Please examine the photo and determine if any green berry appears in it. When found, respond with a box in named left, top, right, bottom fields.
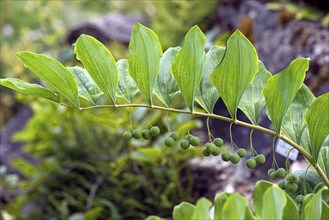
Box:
left=221, top=152, right=231, bottom=162
left=292, top=174, right=299, bottom=182
left=123, top=131, right=132, bottom=140
left=202, top=148, right=211, bottom=157
left=268, top=168, right=275, bottom=177
left=285, top=182, right=298, bottom=193
left=246, top=158, right=257, bottom=169
left=185, top=134, right=193, bottom=142
left=132, top=129, right=142, bottom=139
left=237, top=149, right=247, bottom=158
left=276, top=168, right=286, bottom=178
left=287, top=174, right=294, bottom=182
left=278, top=181, right=286, bottom=190
left=230, top=153, right=240, bottom=164
left=190, top=136, right=200, bottom=146
left=213, top=138, right=224, bottom=147
left=170, top=133, right=179, bottom=141
left=164, top=137, right=175, bottom=147
left=270, top=171, right=278, bottom=180
left=180, top=140, right=190, bottom=150
left=296, top=195, right=304, bottom=204
left=149, top=126, right=160, bottom=137
left=142, top=130, right=151, bottom=139
left=255, top=154, right=266, bottom=165
left=212, top=146, right=221, bottom=156
left=205, top=143, right=216, bottom=153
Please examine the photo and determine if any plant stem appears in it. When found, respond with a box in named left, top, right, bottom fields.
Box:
left=78, top=103, right=329, bottom=187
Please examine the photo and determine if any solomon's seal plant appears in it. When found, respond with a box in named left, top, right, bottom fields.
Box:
left=1, top=23, right=328, bottom=219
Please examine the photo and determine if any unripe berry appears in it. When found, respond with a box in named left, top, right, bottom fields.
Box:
left=212, top=146, right=221, bottom=156
left=270, top=171, right=278, bottom=180
left=276, top=168, right=286, bottom=178
left=230, top=153, right=240, bottom=164
left=202, top=148, right=211, bottom=157
left=205, top=143, right=216, bottom=153
left=123, top=131, right=132, bottom=140
left=246, top=158, right=256, bottom=169
left=170, top=133, right=179, bottom=141
left=285, top=182, right=298, bottom=193
left=278, top=181, right=286, bottom=190
left=132, top=129, right=142, bottom=139
left=142, top=130, right=151, bottom=139
left=255, top=154, right=266, bottom=165
left=296, top=195, right=304, bottom=204
left=213, top=138, right=224, bottom=147
left=149, top=126, right=160, bottom=137
left=287, top=174, right=299, bottom=183
left=237, top=149, right=247, bottom=158
left=221, top=152, right=231, bottom=162
left=180, top=140, right=190, bottom=150
left=292, top=174, right=299, bottom=182
left=268, top=168, right=275, bottom=177
left=164, top=137, right=175, bottom=147
left=190, top=136, right=200, bottom=146
left=185, top=134, right=193, bottom=142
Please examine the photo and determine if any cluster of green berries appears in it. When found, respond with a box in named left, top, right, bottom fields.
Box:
left=179, top=134, right=200, bottom=150
left=268, top=167, right=287, bottom=180
left=123, top=126, right=160, bottom=140
left=245, top=154, right=266, bottom=169
left=278, top=173, right=299, bottom=193
left=164, top=133, right=179, bottom=147
left=221, top=148, right=247, bottom=164
left=202, top=138, right=224, bottom=156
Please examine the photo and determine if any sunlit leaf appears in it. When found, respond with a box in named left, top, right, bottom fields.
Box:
left=300, top=188, right=325, bottom=220
left=211, top=30, right=259, bottom=120
left=16, top=51, right=79, bottom=107
left=116, top=59, right=138, bottom=103
left=154, top=47, right=181, bottom=107
left=191, top=198, right=212, bottom=220
left=68, top=66, right=103, bottom=105
left=75, top=34, right=118, bottom=104
left=305, top=92, right=329, bottom=162
left=196, top=45, right=225, bottom=113
left=171, top=25, right=206, bottom=111
left=0, top=78, right=59, bottom=102
left=173, top=202, right=196, bottom=220
left=318, top=143, right=329, bottom=178
left=128, top=23, right=162, bottom=105
left=222, top=194, right=255, bottom=220
left=261, top=186, right=286, bottom=219
left=214, top=192, right=233, bottom=220
left=239, top=60, right=271, bottom=124
left=262, top=58, right=310, bottom=134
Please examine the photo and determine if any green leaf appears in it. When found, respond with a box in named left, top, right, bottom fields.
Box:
left=196, top=45, right=225, bottom=113
left=173, top=202, right=196, bottom=220
left=116, top=59, right=138, bottom=103
left=16, top=51, right=79, bottom=107
left=262, top=58, right=310, bottom=134
left=261, top=186, right=286, bottom=220
left=0, top=78, right=59, bottom=102
left=128, top=23, right=162, bottom=105
left=301, top=188, right=325, bottom=220
left=253, top=180, right=273, bottom=217
left=318, top=143, right=329, bottom=178
left=171, top=25, right=206, bottom=111
left=154, top=47, right=181, bottom=107
left=322, top=201, right=329, bottom=220
left=145, top=216, right=165, bottom=220
left=214, top=192, right=233, bottom=220
left=68, top=66, right=103, bottom=105
left=75, top=34, right=118, bottom=104
left=211, top=30, right=259, bottom=120
left=191, top=198, right=212, bottom=220
left=305, top=92, right=329, bottom=162
left=282, top=84, right=315, bottom=152
left=221, top=194, right=255, bottom=220
left=239, top=60, right=271, bottom=124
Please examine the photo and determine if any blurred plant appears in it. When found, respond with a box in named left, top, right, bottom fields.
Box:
left=4, top=99, right=203, bottom=219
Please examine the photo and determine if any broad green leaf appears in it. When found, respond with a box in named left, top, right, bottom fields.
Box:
left=253, top=180, right=273, bottom=217
left=211, top=30, right=259, bottom=120
left=75, top=34, right=118, bottom=104
left=16, top=51, right=79, bottom=107
left=322, top=201, right=329, bottom=220
left=145, top=216, right=165, bottom=220
left=214, top=192, right=233, bottom=220
left=261, top=186, right=286, bottom=219
left=128, top=23, right=162, bottom=105
left=239, top=60, right=271, bottom=124
left=154, top=47, right=181, bottom=107
left=116, top=59, right=138, bottom=103
left=68, top=66, right=103, bottom=105
left=191, top=198, right=212, bottom=220
left=305, top=92, right=329, bottom=162
left=196, top=45, right=225, bottom=113
left=301, top=188, right=324, bottom=220
left=173, top=202, right=196, bottom=220
left=0, top=78, right=59, bottom=102
left=222, top=194, right=255, bottom=220
left=318, top=143, right=329, bottom=178
left=262, top=58, right=310, bottom=134
left=282, top=84, right=315, bottom=147
left=171, top=25, right=206, bottom=111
